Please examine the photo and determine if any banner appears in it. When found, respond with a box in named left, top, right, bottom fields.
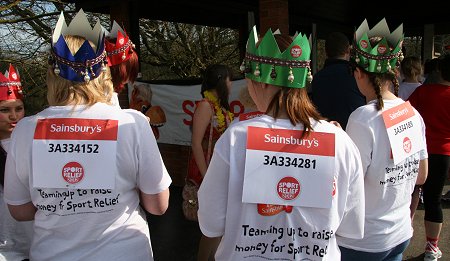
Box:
left=128, top=80, right=248, bottom=145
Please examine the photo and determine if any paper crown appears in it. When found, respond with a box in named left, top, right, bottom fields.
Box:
left=49, top=9, right=107, bottom=83
left=240, top=26, right=312, bottom=88
left=352, top=18, right=404, bottom=73
left=105, top=21, right=136, bottom=66
left=0, top=64, right=24, bottom=101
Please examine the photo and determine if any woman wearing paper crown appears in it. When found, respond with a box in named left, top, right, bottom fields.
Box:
left=337, top=18, right=428, bottom=261
left=197, top=26, right=365, bottom=260
left=105, top=20, right=139, bottom=107
left=0, top=64, right=33, bottom=261
left=3, top=9, right=171, bottom=261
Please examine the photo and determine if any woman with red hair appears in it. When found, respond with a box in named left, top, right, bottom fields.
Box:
left=105, top=21, right=139, bottom=107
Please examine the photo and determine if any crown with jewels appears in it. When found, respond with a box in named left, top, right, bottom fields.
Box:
left=352, top=18, right=404, bottom=73
left=0, top=64, right=24, bottom=101
left=240, top=26, right=312, bottom=88
left=49, top=9, right=108, bottom=83
left=105, top=21, right=136, bottom=66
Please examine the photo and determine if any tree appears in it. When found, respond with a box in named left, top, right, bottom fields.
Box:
left=139, top=20, right=240, bottom=80
left=1, top=1, right=241, bottom=113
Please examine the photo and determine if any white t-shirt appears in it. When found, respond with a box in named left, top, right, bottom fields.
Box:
left=111, top=91, right=121, bottom=108
left=0, top=138, right=33, bottom=261
left=4, top=103, right=172, bottom=261
left=338, top=98, right=427, bottom=252
left=398, top=82, right=421, bottom=100
left=198, top=115, right=365, bottom=261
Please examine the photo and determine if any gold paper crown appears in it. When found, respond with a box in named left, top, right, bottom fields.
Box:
left=352, top=18, right=404, bottom=73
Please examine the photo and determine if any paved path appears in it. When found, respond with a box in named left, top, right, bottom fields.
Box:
left=403, top=182, right=450, bottom=261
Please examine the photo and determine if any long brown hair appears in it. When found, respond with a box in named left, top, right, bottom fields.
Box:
left=265, top=34, right=323, bottom=136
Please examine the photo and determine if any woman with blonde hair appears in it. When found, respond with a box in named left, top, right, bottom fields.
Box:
left=4, top=10, right=171, bottom=261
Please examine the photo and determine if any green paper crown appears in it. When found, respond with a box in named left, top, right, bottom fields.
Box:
left=352, top=18, right=404, bottom=73
left=240, top=26, right=312, bottom=88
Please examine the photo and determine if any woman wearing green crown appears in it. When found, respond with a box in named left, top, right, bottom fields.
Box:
left=337, top=19, right=428, bottom=261
left=197, top=26, right=365, bottom=260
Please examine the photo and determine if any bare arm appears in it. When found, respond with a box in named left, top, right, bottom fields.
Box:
left=416, top=159, right=428, bottom=185
left=8, top=202, right=36, bottom=221
left=140, top=188, right=170, bottom=215
left=191, top=101, right=213, bottom=177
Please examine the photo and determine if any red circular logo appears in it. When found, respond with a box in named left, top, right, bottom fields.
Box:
left=62, top=162, right=84, bottom=184
left=11, top=73, right=17, bottom=80
left=403, top=137, right=412, bottom=153
left=290, top=45, right=302, bottom=58
left=377, top=45, right=387, bottom=54
left=360, top=40, right=368, bottom=49
left=277, top=177, right=300, bottom=200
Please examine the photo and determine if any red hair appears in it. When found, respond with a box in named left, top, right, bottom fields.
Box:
left=109, top=51, right=139, bottom=93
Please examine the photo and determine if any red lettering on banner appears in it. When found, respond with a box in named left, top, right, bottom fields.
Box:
left=34, top=118, right=118, bottom=140
left=247, top=126, right=335, bottom=156
left=382, top=101, right=415, bottom=128
left=182, top=99, right=244, bottom=126
left=182, top=100, right=195, bottom=126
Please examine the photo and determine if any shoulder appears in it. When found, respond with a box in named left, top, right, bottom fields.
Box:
left=196, top=99, right=213, bottom=110
left=121, top=108, right=150, bottom=125
left=349, top=103, right=375, bottom=119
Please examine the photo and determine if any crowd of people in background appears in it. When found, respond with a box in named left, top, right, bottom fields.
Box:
left=0, top=8, right=449, bottom=261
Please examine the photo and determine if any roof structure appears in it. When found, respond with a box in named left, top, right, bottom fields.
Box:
left=68, top=0, right=450, bottom=37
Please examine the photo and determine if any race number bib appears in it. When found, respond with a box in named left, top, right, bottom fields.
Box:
left=32, top=118, right=118, bottom=189
left=243, top=127, right=335, bottom=208
left=382, top=102, right=425, bottom=164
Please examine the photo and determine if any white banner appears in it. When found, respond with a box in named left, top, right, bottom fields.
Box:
left=128, top=80, right=248, bottom=145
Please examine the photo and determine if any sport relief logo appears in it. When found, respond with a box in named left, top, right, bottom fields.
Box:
left=62, top=162, right=84, bottom=184
left=403, top=137, right=412, bottom=153
left=277, top=177, right=300, bottom=200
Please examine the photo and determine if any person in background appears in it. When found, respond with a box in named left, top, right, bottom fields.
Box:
left=408, top=54, right=450, bottom=261
left=187, top=64, right=234, bottom=261
left=0, top=64, right=32, bottom=261
left=423, top=58, right=440, bottom=85
left=312, top=31, right=366, bottom=130
left=198, top=26, right=365, bottom=260
left=398, top=56, right=423, bottom=100
left=3, top=10, right=171, bottom=260
left=129, top=83, right=166, bottom=139
left=338, top=18, right=428, bottom=261
left=105, top=20, right=139, bottom=107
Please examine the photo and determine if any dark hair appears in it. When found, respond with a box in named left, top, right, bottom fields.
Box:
left=266, top=34, right=323, bottom=137
left=424, top=58, right=439, bottom=75
left=438, top=54, right=450, bottom=82
left=201, top=64, right=232, bottom=110
left=325, top=32, right=350, bottom=58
